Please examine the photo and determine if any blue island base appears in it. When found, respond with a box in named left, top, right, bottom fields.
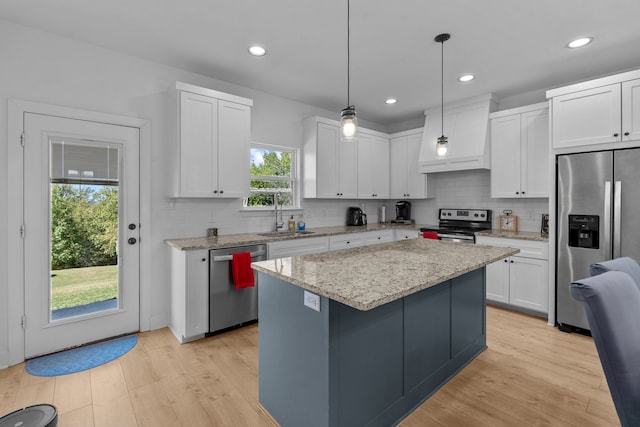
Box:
left=258, top=267, right=486, bottom=427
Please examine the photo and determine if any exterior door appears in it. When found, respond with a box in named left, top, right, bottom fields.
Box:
left=23, top=113, right=140, bottom=358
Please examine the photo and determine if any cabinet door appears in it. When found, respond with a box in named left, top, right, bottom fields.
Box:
left=179, top=91, right=218, bottom=197
left=485, top=258, right=510, bottom=304
left=490, top=114, right=521, bottom=198
left=217, top=100, right=251, bottom=198
left=622, top=79, right=640, bottom=141
left=185, top=250, right=210, bottom=338
left=358, top=133, right=389, bottom=198
left=509, top=257, right=549, bottom=313
left=338, top=137, right=358, bottom=198
left=405, top=133, right=427, bottom=198
left=389, top=136, right=408, bottom=198
left=316, top=123, right=340, bottom=198
left=551, top=84, right=621, bottom=148
left=521, top=108, right=549, bottom=198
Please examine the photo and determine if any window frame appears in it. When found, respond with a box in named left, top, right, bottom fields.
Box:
left=245, top=142, right=300, bottom=210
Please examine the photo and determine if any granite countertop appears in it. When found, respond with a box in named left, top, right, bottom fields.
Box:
left=165, top=223, right=428, bottom=251
left=475, top=229, right=549, bottom=242
left=252, top=238, right=518, bottom=311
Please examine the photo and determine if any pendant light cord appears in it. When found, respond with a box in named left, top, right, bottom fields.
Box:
left=347, top=0, right=351, bottom=107
left=440, top=36, right=444, bottom=136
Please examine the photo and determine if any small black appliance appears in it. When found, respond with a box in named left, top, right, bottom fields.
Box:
left=391, top=201, right=412, bottom=223
left=347, top=207, right=367, bottom=226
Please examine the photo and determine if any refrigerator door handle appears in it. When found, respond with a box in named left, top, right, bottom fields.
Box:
left=604, top=181, right=612, bottom=259
left=614, top=181, right=622, bottom=258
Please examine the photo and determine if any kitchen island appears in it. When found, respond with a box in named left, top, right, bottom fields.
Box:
left=252, top=238, right=518, bottom=427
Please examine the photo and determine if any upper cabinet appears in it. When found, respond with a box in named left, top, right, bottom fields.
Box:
left=357, top=130, right=390, bottom=199
left=303, top=117, right=357, bottom=198
left=490, top=103, right=549, bottom=198
left=167, top=82, right=252, bottom=198
left=547, top=70, right=640, bottom=150
left=390, top=129, right=428, bottom=199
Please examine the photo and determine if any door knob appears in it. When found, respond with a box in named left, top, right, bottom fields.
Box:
left=128, top=238, right=137, bottom=245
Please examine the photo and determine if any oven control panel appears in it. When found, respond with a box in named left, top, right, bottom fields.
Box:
left=439, top=209, right=490, bottom=220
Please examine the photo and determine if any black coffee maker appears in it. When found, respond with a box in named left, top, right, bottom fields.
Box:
left=347, top=207, right=367, bottom=226
left=394, top=201, right=412, bottom=222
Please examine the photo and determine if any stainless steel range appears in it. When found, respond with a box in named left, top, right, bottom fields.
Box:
left=420, top=209, right=492, bottom=243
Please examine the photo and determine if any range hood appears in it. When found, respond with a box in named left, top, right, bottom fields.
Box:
left=419, top=94, right=498, bottom=173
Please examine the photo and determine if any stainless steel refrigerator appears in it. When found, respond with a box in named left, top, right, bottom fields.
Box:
left=556, top=148, right=640, bottom=332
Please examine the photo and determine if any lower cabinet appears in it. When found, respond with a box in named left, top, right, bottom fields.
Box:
left=329, top=230, right=394, bottom=251
left=476, top=236, right=549, bottom=315
left=394, top=229, right=420, bottom=241
left=267, top=236, right=330, bottom=259
left=169, top=247, right=209, bottom=343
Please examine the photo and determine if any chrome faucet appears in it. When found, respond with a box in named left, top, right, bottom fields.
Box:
left=273, top=192, right=284, bottom=232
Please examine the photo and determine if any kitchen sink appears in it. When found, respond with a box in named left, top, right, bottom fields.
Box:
left=257, top=230, right=315, bottom=237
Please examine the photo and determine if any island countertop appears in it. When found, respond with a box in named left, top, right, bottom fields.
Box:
left=252, top=238, right=518, bottom=311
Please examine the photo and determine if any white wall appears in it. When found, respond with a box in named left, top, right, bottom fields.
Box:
left=0, top=19, right=548, bottom=367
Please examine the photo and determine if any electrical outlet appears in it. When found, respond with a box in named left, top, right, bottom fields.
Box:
left=304, top=291, right=320, bottom=312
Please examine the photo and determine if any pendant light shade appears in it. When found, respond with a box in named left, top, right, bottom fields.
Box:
left=340, top=0, right=357, bottom=142
left=435, top=33, right=450, bottom=157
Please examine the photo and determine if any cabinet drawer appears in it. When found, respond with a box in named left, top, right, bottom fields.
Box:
left=476, top=236, right=548, bottom=260
left=329, top=233, right=366, bottom=251
left=268, top=236, right=330, bottom=258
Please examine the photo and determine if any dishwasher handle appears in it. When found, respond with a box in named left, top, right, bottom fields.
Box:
left=212, top=249, right=266, bottom=262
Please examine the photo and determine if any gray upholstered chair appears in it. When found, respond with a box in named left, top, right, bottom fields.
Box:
left=589, top=256, right=640, bottom=288
left=571, top=271, right=640, bottom=427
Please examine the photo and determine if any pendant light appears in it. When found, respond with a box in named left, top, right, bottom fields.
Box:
left=340, top=0, right=357, bottom=142
left=435, top=33, right=450, bottom=157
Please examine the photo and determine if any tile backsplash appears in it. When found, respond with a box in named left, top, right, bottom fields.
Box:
left=163, top=169, right=549, bottom=238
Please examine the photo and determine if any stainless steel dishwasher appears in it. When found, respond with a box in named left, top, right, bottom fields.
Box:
left=209, top=244, right=267, bottom=334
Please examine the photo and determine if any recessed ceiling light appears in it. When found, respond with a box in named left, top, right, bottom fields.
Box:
left=248, top=45, right=267, bottom=56
left=458, top=74, right=475, bottom=82
left=385, top=98, right=397, bottom=105
left=567, top=37, right=593, bottom=49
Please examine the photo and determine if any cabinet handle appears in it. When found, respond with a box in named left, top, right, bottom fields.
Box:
left=522, top=191, right=525, bottom=195
left=504, top=259, right=508, bottom=263
left=624, top=132, right=630, bottom=136
left=220, top=190, right=224, bottom=194
left=201, top=258, right=206, bottom=262
left=516, top=191, right=520, bottom=195
left=614, top=133, right=619, bottom=137
left=510, top=260, right=514, bottom=263
left=213, top=190, right=218, bottom=194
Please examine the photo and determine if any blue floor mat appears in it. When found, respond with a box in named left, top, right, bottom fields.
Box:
left=25, top=334, right=138, bottom=377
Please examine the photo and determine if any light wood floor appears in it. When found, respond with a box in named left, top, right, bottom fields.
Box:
left=0, top=306, right=619, bottom=426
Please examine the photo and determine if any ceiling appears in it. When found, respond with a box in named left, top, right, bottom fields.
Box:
left=2, top=0, right=640, bottom=127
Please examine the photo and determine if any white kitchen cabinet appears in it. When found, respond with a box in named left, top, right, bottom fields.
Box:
left=476, top=236, right=549, bottom=315
left=168, top=82, right=252, bottom=198
left=357, top=130, right=390, bottom=199
left=390, top=129, right=428, bottom=199
left=394, top=229, right=419, bottom=240
left=303, top=116, right=357, bottom=199
left=267, top=236, right=330, bottom=259
left=547, top=71, right=640, bottom=149
left=169, top=248, right=209, bottom=343
left=490, top=103, right=549, bottom=198
left=329, top=230, right=394, bottom=251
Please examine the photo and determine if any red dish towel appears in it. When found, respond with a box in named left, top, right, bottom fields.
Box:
left=232, top=252, right=255, bottom=289
left=422, top=231, right=439, bottom=239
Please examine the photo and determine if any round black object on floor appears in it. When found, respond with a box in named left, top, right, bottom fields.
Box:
left=0, top=404, right=57, bottom=427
